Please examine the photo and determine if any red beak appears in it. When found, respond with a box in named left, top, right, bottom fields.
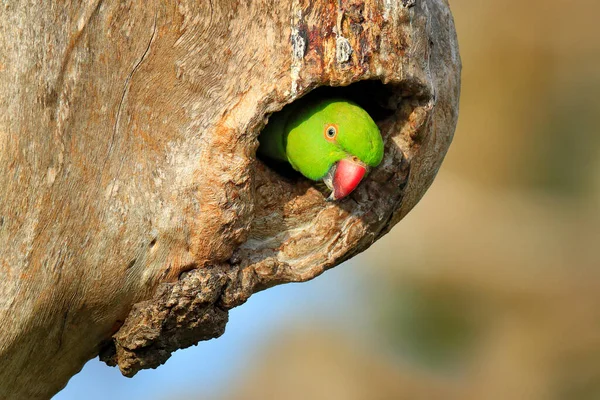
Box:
left=330, top=158, right=367, bottom=201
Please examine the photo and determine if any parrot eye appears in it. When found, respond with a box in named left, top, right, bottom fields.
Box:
left=324, top=125, right=338, bottom=141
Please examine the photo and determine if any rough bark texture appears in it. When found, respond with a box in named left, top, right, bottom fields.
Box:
left=0, top=0, right=460, bottom=398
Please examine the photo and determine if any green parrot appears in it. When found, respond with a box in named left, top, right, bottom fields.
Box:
left=258, top=97, right=384, bottom=201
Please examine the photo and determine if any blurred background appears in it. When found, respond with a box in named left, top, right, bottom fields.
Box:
left=55, top=1, right=600, bottom=399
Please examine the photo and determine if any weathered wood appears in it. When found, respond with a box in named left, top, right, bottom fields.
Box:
left=0, top=0, right=460, bottom=398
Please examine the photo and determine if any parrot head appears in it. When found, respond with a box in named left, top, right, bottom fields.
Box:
left=285, top=99, right=384, bottom=201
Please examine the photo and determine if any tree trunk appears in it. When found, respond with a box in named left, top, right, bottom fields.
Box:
left=0, top=0, right=460, bottom=398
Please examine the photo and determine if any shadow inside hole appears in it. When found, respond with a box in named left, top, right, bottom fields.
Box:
left=258, top=157, right=301, bottom=181
left=306, top=80, right=399, bottom=122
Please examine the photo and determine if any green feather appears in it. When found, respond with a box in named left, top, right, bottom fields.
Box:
left=258, top=97, right=384, bottom=181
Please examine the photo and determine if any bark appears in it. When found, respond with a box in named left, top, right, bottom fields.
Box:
left=0, top=0, right=460, bottom=398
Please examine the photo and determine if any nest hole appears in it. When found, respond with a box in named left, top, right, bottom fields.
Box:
left=257, top=80, right=401, bottom=183
left=240, top=79, right=422, bottom=273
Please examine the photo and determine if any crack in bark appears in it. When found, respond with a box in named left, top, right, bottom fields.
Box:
left=102, top=5, right=158, bottom=182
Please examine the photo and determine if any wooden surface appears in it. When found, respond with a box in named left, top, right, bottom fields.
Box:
left=0, top=0, right=460, bottom=398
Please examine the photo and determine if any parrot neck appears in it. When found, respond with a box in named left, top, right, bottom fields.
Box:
left=258, top=105, right=295, bottom=162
